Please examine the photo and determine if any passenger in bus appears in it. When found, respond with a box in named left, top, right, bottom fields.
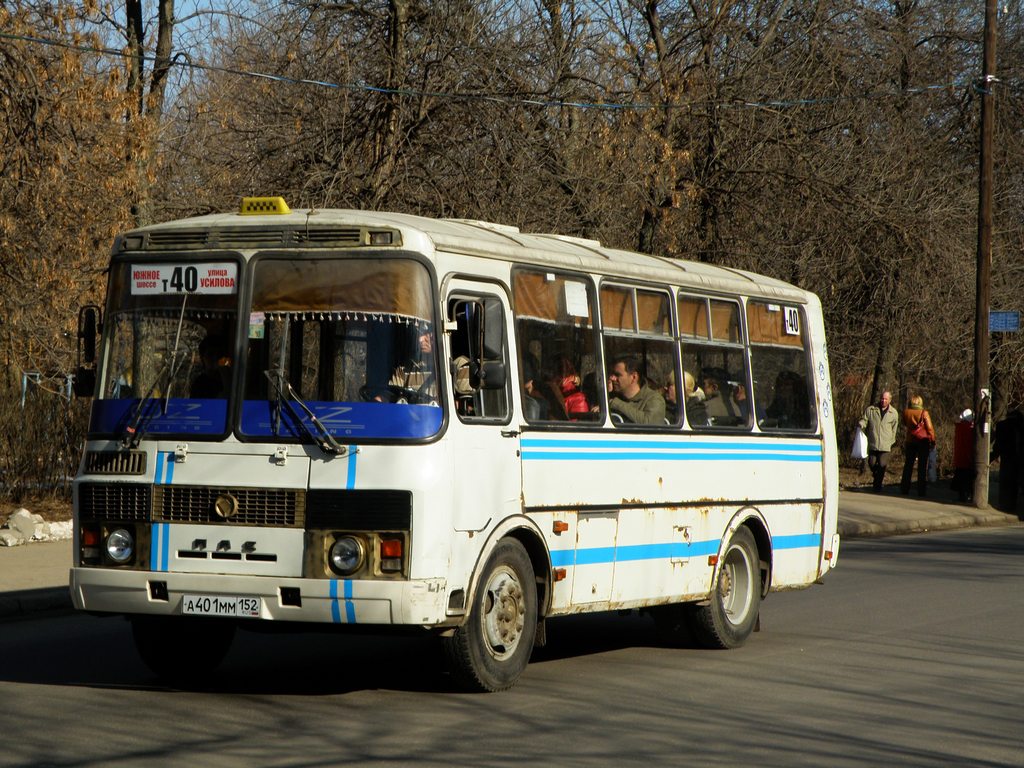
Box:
left=599, top=355, right=665, bottom=425
left=683, top=370, right=709, bottom=427
left=702, top=369, right=741, bottom=424
left=662, top=378, right=678, bottom=422
left=555, top=357, right=590, bottom=420
left=765, top=370, right=810, bottom=428
left=379, top=327, right=437, bottom=403
left=190, top=335, right=231, bottom=398
left=521, top=356, right=549, bottom=420
left=734, top=382, right=751, bottom=423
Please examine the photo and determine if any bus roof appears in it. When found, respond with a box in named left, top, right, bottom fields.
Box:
left=117, top=207, right=812, bottom=304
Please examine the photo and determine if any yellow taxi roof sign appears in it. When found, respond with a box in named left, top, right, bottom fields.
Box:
left=240, top=196, right=291, bottom=215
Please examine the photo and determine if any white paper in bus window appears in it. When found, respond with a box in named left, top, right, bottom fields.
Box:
left=564, top=281, right=589, bottom=318
left=130, top=263, right=238, bottom=295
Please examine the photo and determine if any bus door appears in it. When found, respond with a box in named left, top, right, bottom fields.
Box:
left=443, top=282, right=520, bottom=533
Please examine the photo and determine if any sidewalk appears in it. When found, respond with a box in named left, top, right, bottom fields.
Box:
left=1, top=490, right=1020, bottom=620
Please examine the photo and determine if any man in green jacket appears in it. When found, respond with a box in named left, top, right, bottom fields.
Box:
left=605, top=355, right=666, bottom=425
left=858, top=390, right=899, bottom=492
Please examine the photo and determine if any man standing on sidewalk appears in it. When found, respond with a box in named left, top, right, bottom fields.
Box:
left=859, top=390, right=900, bottom=492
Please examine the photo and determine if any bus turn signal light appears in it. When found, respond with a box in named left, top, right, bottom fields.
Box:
left=552, top=521, right=569, bottom=534
left=380, top=538, right=403, bottom=573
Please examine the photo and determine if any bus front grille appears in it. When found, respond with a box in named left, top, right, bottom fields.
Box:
left=306, top=490, right=411, bottom=531
left=78, top=482, right=152, bottom=522
left=83, top=450, right=147, bottom=475
left=153, top=486, right=305, bottom=527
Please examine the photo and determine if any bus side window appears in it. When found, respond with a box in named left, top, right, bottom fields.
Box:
left=599, top=284, right=677, bottom=428
left=512, top=270, right=600, bottom=424
left=678, top=295, right=751, bottom=430
left=447, top=295, right=509, bottom=421
left=746, top=301, right=816, bottom=431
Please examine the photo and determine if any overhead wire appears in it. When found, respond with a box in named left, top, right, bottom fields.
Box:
left=0, top=29, right=1009, bottom=114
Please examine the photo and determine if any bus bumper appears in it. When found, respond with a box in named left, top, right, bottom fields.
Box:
left=69, top=567, right=449, bottom=627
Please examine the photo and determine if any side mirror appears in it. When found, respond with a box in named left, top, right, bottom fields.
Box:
left=477, top=360, right=506, bottom=390
left=76, top=305, right=101, bottom=398
left=78, top=305, right=101, bottom=365
left=73, top=367, right=96, bottom=398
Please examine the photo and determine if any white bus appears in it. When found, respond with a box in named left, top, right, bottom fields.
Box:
left=71, top=197, right=839, bottom=691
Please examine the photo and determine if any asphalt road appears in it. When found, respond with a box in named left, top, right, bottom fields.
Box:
left=1, top=526, right=1021, bottom=767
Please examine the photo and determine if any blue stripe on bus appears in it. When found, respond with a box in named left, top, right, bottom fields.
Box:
left=521, top=438, right=821, bottom=452
left=520, top=438, right=821, bottom=463
left=346, top=447, right=358, bottom=490
left=344, top=579, right=356, bottom=623
left=550, top=533, right=820, bottom=568
left=523, top=451, right=821, bottom=462
left=150, top=523, right=160, bottom=571
left=551, top=539, right=721, bottom=567
left=329, top=579, right=357, bottom=624
left=772, top=533, right=822, bottom=550
left=154, top=452, right=175, bottom=484
left=149, top=523, right=169, bottom=572
left=330, top=580, right=340, bottom=623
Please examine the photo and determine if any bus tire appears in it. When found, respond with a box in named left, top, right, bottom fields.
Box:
left=689, top=526, right=761, bottom=649
left=130, top=615, right=236, bottom=682
left=443, top=538, right=537, bottom=692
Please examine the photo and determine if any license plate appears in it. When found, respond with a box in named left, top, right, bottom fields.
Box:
left=182, top=594, right=261, bottom=618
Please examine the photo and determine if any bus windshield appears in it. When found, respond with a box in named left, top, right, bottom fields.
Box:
left=239, top=256, right=442, bottom=442
left=91, top=260, right=240, bottom=438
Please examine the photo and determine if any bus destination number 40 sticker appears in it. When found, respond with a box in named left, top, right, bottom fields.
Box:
left=131, top=263, right=238, bottom=295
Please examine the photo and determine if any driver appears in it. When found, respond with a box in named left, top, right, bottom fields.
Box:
left=377, top=328, right=437, bottom=403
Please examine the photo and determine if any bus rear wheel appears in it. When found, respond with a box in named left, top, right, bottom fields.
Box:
left=689, top=526, right=761, bottom=649
left=443, top=538, right=537, bottom=692
left=130, top=615, right=236, bottom=683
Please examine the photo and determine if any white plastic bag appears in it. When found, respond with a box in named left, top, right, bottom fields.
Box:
left=851, top=426, right=868, bottom=460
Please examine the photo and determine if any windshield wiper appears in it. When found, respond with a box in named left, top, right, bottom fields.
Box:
left=263, top=368, right=348, bottom=456
left=120, top=361, right=172, bottom=448
left=120, top=295, right=188, bottom=449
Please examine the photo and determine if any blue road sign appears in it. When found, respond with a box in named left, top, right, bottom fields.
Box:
left=990, top=311, right=1020, bottom=332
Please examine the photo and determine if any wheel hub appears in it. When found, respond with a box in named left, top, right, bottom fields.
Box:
left=482, top=567, right=525, bottom=659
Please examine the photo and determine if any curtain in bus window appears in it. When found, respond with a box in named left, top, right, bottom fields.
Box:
left=512, top=271, right=594, bottom=325
left=709, top=300, right=741, bottom=342
left=747, top=301, right=804, bottom=347
left=637, top=290, right=671, bottom=335
left=600, top=285, right=634, bottom=331
left=677, top=296, right=709, bottom=338
left=254, top=259, right=432, bottom=322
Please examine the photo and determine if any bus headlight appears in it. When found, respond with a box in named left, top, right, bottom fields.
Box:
left=105, top=528, right=134, bottom=563
left=329, top=536, right=365, bottom=576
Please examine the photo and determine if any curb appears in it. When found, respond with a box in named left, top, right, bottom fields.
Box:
left=0, top=587, right=73, bottom=620
left=839, top=512, right=1020, bottom=539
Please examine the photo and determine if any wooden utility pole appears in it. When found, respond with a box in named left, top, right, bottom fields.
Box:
left=973, top=0, right=997, bottom=509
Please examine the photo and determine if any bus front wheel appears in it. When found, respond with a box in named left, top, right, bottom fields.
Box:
left=443, top=538, right=537, bottom=692
left=689, top=526, right=761, bottom=649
